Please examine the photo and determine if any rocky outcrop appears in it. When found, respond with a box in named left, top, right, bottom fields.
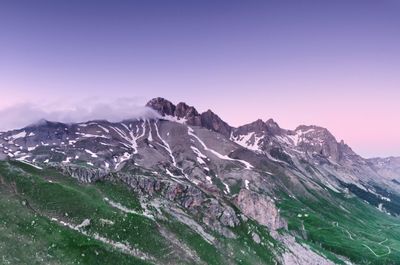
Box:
left=233, top=118, right=284, bottom=137
left=117, top=173, right=240, bottom=237
left=237, top=119, right=266, bottom=134
left=146, top=97, right=176, bottom=116
left=146, top=97, right=232, bottom=137
left=252, top=232, right=261, bottom=244
left=175, top=102, right=202, bottom=126
left=279, top=235, right=335, bottom=265
left=235, top=189, right=287, bottom=232
left=146, top=97, right=201, bottom=124
left=58, top=164, right=109, bottom=183
left=200, top=110, right=232, bottom=138
left=369, top=156, right=400, bottom=181
left=293, top=125, right=343, bottom=161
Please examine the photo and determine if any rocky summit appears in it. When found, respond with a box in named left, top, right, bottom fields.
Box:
left=1, top=97, right=400, bottom=265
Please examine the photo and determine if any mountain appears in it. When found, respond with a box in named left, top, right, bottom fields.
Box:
left=1, top=97, right=400, bottom=265
left=146, top=97, right=232, bottom=137
left=368, top=157, right=400, bottom=182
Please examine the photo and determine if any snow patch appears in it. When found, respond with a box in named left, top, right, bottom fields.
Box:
left=27, top=145, right=39, bottom=151
left=9, top=131, right=27, bottom=140
left=114, top=152, right=132, bottom=169
left=76, top=132, right=108, bottom=138
left=147, top=120, right=153, bottom=141
left=191, top=146, right=208, bottom=165
left=16, top=159, right=43, bottom=170
left=245, top=179, right=250, bottom=190
left=163, top=115, right=187, bottom=124
left=231, top=132, right=263, bottom=152
left=62, top=157, right=72, bottom=164
left=85, top=149, right=98, bottom=158
left=188, top=127, right=254, bottom=169
left=205, top=176, right=213, bottom=184
left=223, top=182, right=230, bottom=194
left=97, top=124, right=110, bottom=133
left=110, top=124, right=139, bottom=154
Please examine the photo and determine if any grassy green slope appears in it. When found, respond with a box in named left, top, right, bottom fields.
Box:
left=279, top=188, right=400, bottom=265
left=0, top=161, right=278, bottom=265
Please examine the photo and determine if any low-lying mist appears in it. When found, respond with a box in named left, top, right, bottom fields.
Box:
left=0, top=98, right=159, bottom=131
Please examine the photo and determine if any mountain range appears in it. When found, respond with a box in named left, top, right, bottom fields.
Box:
left=1, top=97, right=400, bottom=265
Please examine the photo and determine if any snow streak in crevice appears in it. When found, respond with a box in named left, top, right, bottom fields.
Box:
left=188, top=127, right=254, bottom=169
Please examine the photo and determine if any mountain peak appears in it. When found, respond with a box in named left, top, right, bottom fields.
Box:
left=238, top=119, right=266, bottom=131
left=146, top=97, right=200, bottom=120
left=24, top=118, right=67, bottom=129
left=146, top=97, right=231, bottom=136
left=294, top=125, right=332, bottom=136
left=200, top=109, right=232, bottom=138
left=175, top=102, right=199, bottom=117
left=146, top=97, right=176, bottom=116
left=265, top=118, right=278, bottom=126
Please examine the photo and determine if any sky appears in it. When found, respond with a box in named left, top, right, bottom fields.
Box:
left=0, top=0, right=399, bottom=158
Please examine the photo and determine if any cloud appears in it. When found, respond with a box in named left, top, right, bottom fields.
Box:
left=0, top=97, right=160, bottom=131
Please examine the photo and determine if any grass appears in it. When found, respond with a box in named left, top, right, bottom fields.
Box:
left=0, top=161, right=171, bottom=264
left=0, top=181, right=150, bottom=265
left=0, top=160, right=281, bottom=264
left=278, top=188, right=400, bottom=264
left=226, top=219, right=278, bottom=265
left=160, top=214, right=226, bottom=265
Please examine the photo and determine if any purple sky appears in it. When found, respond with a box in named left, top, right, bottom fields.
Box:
left=1, top=0, right=400, bottom=157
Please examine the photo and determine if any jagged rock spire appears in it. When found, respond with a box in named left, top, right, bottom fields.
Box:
left=146, top=97, right=232, bottom=137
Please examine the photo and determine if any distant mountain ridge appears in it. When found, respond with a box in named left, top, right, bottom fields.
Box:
left=147, top=97, right=369, bottom=164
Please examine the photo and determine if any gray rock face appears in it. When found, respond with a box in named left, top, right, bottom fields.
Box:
left=175, top=102, right=202, bottom=126
left=231, top=118, right=286, bottom=152
left=234, top=118, right=284, bottom=137
left=59, top=164, right=109, bottom=183
left=146, top=97, right=176, bottom=116
left=146, top=97, right=232, bottom=138
left=293, top=125, right=342, bottom=161
left=200, top=110, right=232, bottom=138
left=146, top=98, right=202, bottom=125
left=0, top=153, right=7, bottom=160
left=219, top=206, right=239, bottom=227
left=369, top=156, right=400, bottom=181
left=280, top=235, right=335, bottom=265
left=264, top=118, right=283, bottom=135
left=117, top=173, right=240, bottom=237
left=252, top=232, right=261, bottom=244
left=232, top=119, right=360, bottom=164
left=235, top=189, right=287, bottom=232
